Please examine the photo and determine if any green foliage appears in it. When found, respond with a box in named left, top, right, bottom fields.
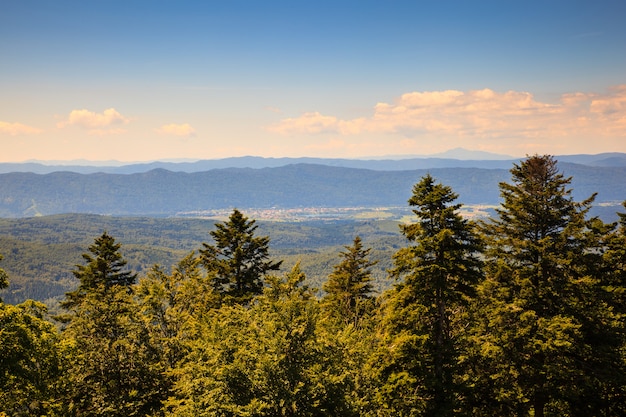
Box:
left=169, top=264, right=351, bottom=416
left=0, top=157, right=625, bottom=416
left=0, top=253, right=8, bottom=301
left=61, top=231, right=137, bottom=311
left=472, top=155, right=626, bottom=416
left=378, top=174, right=483, bottom=415
left=0, top=215, right=401, bottom=307
left=200, top=209, right=282, bottom=304
left=322, top=236, right=377, bottom=327
left=0, top=300, right=60, bottom=416
left=58, top=233, right=165, bottom=416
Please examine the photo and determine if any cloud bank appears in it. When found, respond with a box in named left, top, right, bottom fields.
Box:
left=267, top=85, right=626, bottom=153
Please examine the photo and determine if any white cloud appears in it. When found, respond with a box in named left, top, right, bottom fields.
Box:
left=57, top=108, right=130, bottom=135
left=0, top=121, right=42, bottom=135
left=267, top=86, right=626, bottom=148
left=155, top=123, right=196, bottom=137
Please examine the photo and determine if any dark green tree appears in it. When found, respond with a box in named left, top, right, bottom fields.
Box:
left=0, top=253, right=8, bottom=301
left=322, top=236, right=377, bottom=327
left=472, top=155, right=624, bottom=416
left=377, top=174, right=483, bottom=416
left=199, top=209, right=282, bottom=304
left=59, top=233, right=164, bottom=416
left=61, top=231, right=137, bottom=310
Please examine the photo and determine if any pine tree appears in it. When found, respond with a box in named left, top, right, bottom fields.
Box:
left=199, top=209, right=282, bottom=304
left=61, top=231, right=136, bottom=310
left=322, top=236, right=377, bottom=327
left=473, top=155, right=623, bottom=416
left=58, top=233, right=164, bottom=416
left=378, top=174, right=483, bottom=415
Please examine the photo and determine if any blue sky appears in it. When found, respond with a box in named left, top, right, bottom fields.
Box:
left=2, top=0, right=626, bottom=162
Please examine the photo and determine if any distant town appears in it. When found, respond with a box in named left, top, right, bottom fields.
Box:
left=176, top=205, right=497, bottom=222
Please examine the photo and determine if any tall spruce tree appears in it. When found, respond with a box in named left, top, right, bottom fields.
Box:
left=473, top=155, right=623, bottom=416
left=200, top=209, right=282, bottom=304
left=378, top=174, right=483, bottom=415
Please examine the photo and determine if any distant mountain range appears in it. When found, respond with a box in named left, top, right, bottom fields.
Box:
left=1, top=155, right=625, bottom=220
left=3, top=151, right=625, bottom=175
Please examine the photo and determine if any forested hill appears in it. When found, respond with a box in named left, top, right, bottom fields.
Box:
left=1, top=162, right=625, bottom=218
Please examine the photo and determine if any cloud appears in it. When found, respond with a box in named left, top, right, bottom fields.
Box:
left=57, top=108, right=130, bottom=135
left=266, top=86, right=626, bottom=146
left=155, top=123, right=196, bottom=137
left=0, top=121, right=42, bottom=136
left=267, top=112, right=339, bottom=135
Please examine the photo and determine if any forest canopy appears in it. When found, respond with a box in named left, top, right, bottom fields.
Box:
left=1, top=155, right=625, bottom=416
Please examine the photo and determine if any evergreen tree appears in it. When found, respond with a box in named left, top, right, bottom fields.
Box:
left=378, top=174, right=483, bottom=415
left=0, top=254, right=8, bottom=300
left=473, top=155, right=623, bottom=416
left=59, top=233, right=164, bottom=416
left=322, top=236, right=377, bottom=327
left=200, top=209, right=282, bottom=304
left=61, top=231, right=137, bottom=310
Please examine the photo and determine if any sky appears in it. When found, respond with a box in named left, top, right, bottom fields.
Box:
left=1, top=0, right=626, bottom=162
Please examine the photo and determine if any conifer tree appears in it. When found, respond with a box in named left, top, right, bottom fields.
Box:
left=61, top=231, right=137, bottom=310
left=379, top=174, right=483, bottom=415
left=0, top=254, right=8, bottom=300
left=322, top=236, right=377, bottom=327
left=473, top=155, right=623, bottom=416
left=59, top=233, right=164, bottom=416
left=199, top=209, right=282, bottom=304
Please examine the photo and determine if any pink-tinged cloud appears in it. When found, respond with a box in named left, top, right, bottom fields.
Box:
left=0, top=121, right=42, bottom=136
left=155, top=123, right=196, bottom=137
left=267, top=86, right=626, bottom=143
left=57, top=108, right=130, bottom=135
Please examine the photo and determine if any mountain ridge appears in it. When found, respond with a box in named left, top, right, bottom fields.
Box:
left=1, top=162, right=624, bottom=219
left=2, top=152, right=626, bottom=175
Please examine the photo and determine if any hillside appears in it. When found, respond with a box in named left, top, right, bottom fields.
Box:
left=0, top=214, right=402, bottom=306
left=1, top=162, right=625, bottom=218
